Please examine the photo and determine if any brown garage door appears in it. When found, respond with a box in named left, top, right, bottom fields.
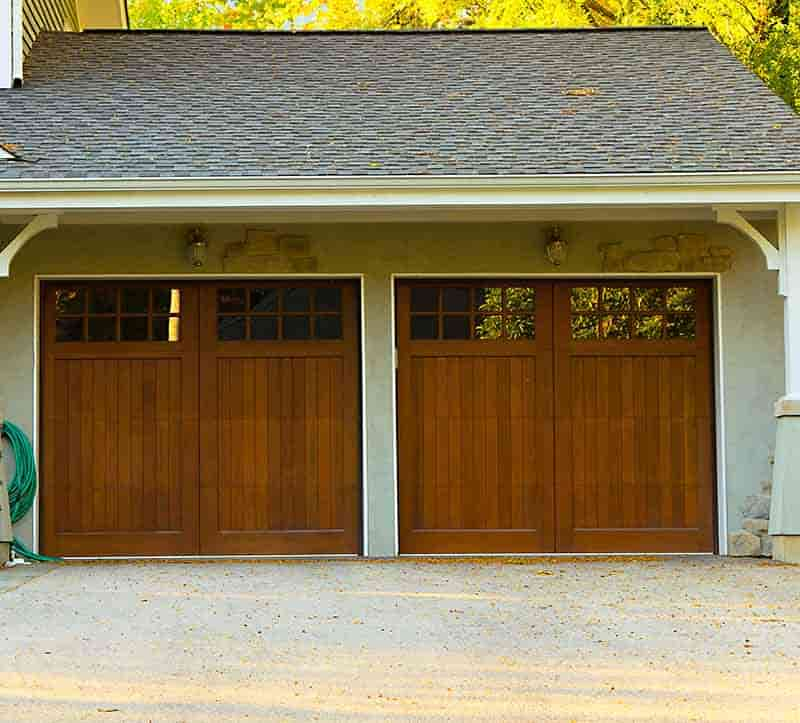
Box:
left=397, top=279, right=715, bottom=554
left=41, top=280, right=361, bottom=557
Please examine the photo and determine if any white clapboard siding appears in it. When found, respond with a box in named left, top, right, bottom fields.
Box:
left=23, top=0, right=79, bottom=57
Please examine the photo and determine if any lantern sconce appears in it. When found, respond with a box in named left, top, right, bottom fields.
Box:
left=187, top=227, right=208, bottom=268
left=545, top=225, right=568, bottom=267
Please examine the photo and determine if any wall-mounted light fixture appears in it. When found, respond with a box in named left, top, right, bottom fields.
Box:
left=545, top=226, right=568, bottom=267
left=187, top=227, right=208, bottom=268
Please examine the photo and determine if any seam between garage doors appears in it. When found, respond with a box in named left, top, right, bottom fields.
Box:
left=390, top=272, right=726, bottom=556
left=33, top=273, right=369, bottom=559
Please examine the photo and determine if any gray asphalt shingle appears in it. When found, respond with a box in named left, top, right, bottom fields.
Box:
left=0, top=27, right=798, bottom=179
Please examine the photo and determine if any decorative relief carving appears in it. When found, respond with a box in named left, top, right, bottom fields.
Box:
left=600, top=233, right=734, bottom=273
left=224, top=229, right=317, bottom=273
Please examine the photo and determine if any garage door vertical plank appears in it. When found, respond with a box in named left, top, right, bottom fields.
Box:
left=434, top=357, right=450, bottom=530
left=633, top=356, right=647, bottom=530
left=105, top=359, right=119, bottom=532
left=290, top=358, right=307, bottom=531
left=130, top=360, right=144, bottom=532
left=570, top=356, right=585, bottom=532
left=66, top=360, right=82, bottom=533
left=607, top=357, right=623, bottom=530
left=485, top=357, right=500, bottom=531
left=620, top=357, right=635, bottom=530
left=684, top=357, right=699, bottom=530
left=168, top=358, right=181, bottom=531
left=141, top=360, right=157, bottom=532
left=117, top=360, right=132, bottom=533
left=460, top=357, right=476, bottom=530
left=253, top=359, right=269, bottom=532
left=304, top=358, right=319, bottom=531
left=422, top=357, right=437, bottom=532
left=658, top=357, right=673, bottom=532
left=219, top=358, right=232, bottom=533
left=669, top=357, right=686, bottom=530
left=331, top=357, right=345, bottom=533
left=510, top=357, right=524, bottom=530
left=448, top=357, right=463, bottom=531
left=155, top=360, right=170, bottom=532
left=644, top=356, right=661, bottom=529
left=92, top=359, right=107, bottom=532
left=242, top=358, right=257, bottom=532
left=585, top=356, right=599, bottom=530
left=473, top=356, right=487, bottom=532
left=497, top=358, right=513, bottom=531
left=267, top=358, right=284, bottom=533
left=596, top=357, right=610, bottom=530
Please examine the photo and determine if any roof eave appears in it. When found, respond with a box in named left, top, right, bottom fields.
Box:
left=0, top=172, right=799, bottom=211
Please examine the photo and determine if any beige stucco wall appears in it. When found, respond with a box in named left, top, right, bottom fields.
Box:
left=0, top=219, right=784, bottom=556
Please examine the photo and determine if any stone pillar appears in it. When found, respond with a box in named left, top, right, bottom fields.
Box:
left=771, top=204, right=800, bottom=563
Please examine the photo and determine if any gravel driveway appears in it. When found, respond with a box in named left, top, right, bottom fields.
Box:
left=1, top=556, right=799, bottom=722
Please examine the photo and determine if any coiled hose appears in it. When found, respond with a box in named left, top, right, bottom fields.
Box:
left=2, top=420, right=61, bottom=562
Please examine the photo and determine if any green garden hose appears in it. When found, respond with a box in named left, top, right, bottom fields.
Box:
left=2, top=420, right=61, bottom=562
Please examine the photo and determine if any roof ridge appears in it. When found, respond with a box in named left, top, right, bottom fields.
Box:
left=78, top=26, right=710, bottom=36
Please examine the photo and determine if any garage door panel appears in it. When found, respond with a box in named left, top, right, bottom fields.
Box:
left=42, top=283, right=200, bottom=557
left=398, top=281, right=555, bottom=553
left=555, top=280, right=715, bottom=553
left=198, top=281, right=361, bottom=555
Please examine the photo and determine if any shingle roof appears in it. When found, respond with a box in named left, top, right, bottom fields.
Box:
left=1, top=27, right=799, bottom=180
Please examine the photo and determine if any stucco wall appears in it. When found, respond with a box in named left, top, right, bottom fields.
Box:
left=0, top=219, right=783, bottom=555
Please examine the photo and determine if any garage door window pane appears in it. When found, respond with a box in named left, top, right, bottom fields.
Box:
left=634, top=315, right=664, bottom=339
left=284, top=315, right=311, bottom=340
left=315, top=288, right=342, bottom=313
left=474, top=287, right=502, bottom=312
left=411, top=287, right=439, bottom=313
left=251, top=317, right=278, bottom=341
left=89, top=288, right=117, bottom=314
left=601, top=287, right=629, bottom=311
left=154, top=317, right=181, bottom=342
left=284, top=288, right=311, bottom=313
left=218, top=316, right=245, bottom=341
left=666, top=287, right=695, bottom=312
left=506, top=315, right=535, bottom=340
left=443, top=315, right=470, bottom=339
left=634, top=288, right=665, bottom=312
left=56, top=318, right=83, bottom=342
left=666, top=314, right=696, bottom=339
left=218, top=289, right=246, bottom=313
left=506, top=288, right=536, bottom=312
left=121, top=317, right=148, bottom=341
left=251, top=288, right=280, bottom=313
left=571, top=287, right=598, bottom=312
left=88, top=317, right=116, bottom=342
left=155, top=288, right=182, bottom=314
left=474, top=315, right=503, bottom=340
left=315, top=316, right=343, bottom=340
left=571, top=314, right=598, bottom=340
left=56, top=289, right=85, bottom=315
left=442, top=287, right=470, bottom=312
left=122, top=288, right=149, bottom=314
left=600, top=315, right=630, bottom=340
left=411, top=315, right=438, bottom=340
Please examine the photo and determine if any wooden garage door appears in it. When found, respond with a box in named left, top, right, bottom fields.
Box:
left=198, top=282, right=361, bottom=555
left=41, top=280, right=361, bottom=557
left=397, top=279, right=715, bottom=554
left=41, top=283, right=200, bottom=556
left=397, top=281, right=555, bottom=553
left=554, top=281, right=715, bottom=552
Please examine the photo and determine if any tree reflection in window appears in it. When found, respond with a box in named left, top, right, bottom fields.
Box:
left=571, top=285, right=696, bottom=341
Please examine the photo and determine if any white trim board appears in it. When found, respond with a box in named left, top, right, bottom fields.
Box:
left=1, top=174, right=800, bottom=211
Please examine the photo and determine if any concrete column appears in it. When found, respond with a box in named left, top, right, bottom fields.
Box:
left=361, top=272, right=398, bottom=557
left=771, top=204, right=800, bottom=563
